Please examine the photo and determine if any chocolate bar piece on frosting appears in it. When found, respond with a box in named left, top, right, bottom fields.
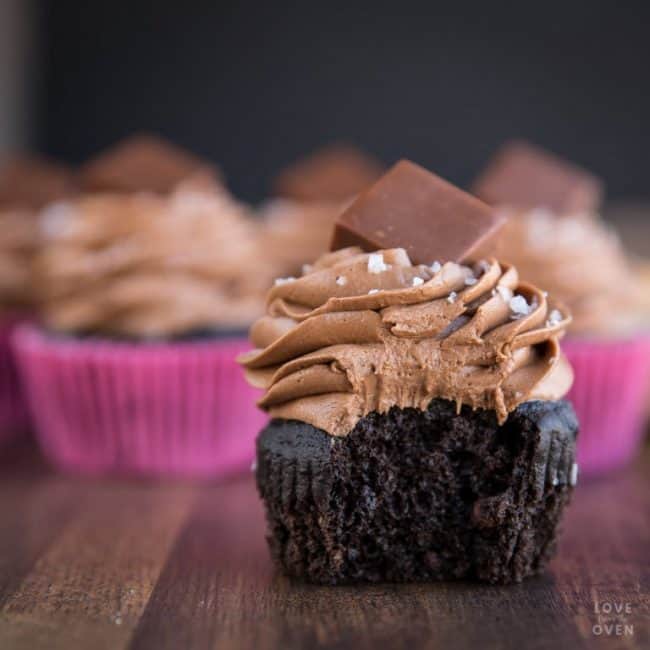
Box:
left=472, top=140, right=603, bottom=214
left=273, top=144, right=384, bottom=202
left=331, top=159, right=505, bottom=264
left=0, top=156, right=74, bottom=209
left=79, top=134, right=220, bottom=194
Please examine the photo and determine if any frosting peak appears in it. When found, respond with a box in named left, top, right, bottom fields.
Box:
left=240, top=247, right=573, bottom=436
left=473, top=208, right=644, bottom=335
left=35, top=183, right=275, bottom=337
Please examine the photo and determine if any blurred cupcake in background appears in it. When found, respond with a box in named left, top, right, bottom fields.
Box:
left=78, top=132, right=222, bottom=194
left=260, top=144, right=384, bottom=276
left=13, top=137, right=271, bottom=476
left=0, top=155, right=74, bottom=443
left=473, top=140, right=650, bottom=476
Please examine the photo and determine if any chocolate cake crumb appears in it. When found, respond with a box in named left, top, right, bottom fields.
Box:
left=255, top=398, right=578, bottom=585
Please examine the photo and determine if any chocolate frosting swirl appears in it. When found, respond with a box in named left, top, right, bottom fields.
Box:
left=36, top=182, right=275, bottom=337
left=0, top=157, right=74, bottom=309
left=0, top=210, right=40, bottom=308
left=240, top=247, right=573, bottom=437
left=474, top=209, right=644, bottom=336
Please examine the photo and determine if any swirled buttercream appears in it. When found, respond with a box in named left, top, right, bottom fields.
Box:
left=36, top=182, right=276, bottom=337
left=0, top=157, right=74, bottom=308
left=473, top=208, right=644, bottom=336
left=240, top=247, right=573, bottom=436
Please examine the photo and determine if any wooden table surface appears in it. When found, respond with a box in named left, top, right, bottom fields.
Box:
left=1, top=208, right=649, bottom=650
left=0, top=439, right=648, bottom=650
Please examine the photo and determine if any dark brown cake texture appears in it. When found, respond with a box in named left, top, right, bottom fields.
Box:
left=256, top=399, right=578, bottom=585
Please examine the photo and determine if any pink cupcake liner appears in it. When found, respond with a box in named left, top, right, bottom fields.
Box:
left=563, top=334, right=650, bottom=476
left=0, top=313, right=30, bottom=445
left=12, top=323, right=268, bottom=477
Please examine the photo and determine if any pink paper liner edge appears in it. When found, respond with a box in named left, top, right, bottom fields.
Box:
left=563, top=334, right=650, bottom=476
left=0, top=314, right=30, bottom=445
left=12, top=323, right=268, bottom=477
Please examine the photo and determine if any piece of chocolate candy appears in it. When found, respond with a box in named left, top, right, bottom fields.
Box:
left=330, top=160, right=505, bottom=264
left=472, top=140, right=603, bottom=214
left=273, top=144, right=384, bottom=202
left=0, top=156, right=74, bottom=210
left=79, top=134, right=221, bottom=194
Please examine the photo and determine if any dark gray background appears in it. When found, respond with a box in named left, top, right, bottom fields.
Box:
left=37, top=0, right=650, bottom=202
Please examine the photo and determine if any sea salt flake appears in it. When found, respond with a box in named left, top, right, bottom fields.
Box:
left=430, top=261, right=442, bottom=273
left=368, top=288, right=379, bottom=295
left=412, top=277, right=424, bottom=287
left=368, top=253, right=389, bottom=274
left=40, top=202, right=75, bottom=239
left=336, top=275, right=347, bottom=286
left=274, top=276, right=296, bottom=286
left=570, top=462, right=579, bottom=486
left=546, top=309, right=563, bottom=327
left=496, top=285, right=513, bottom=302
left=509, top=295, right=531, bottom=317
left=464, top=276, right=477, bottom=286
left=447, top=291, right=457, bottom=304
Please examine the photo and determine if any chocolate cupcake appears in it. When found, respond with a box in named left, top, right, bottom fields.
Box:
left=14, top=176, right=271, bottom=476
left=0, top=155, right=74, bottom=443
left=240, top=162, right=578, bottom=585
left=473, top=140, right=650, bottom=476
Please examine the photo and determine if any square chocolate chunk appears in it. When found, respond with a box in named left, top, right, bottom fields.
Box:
left=472, top=140, right=603, bottom=214
left=273, top=144, right=384, bottom=202
left=79, top=134, right=220, bottom=194
left=0, top=156, right=74, bottom=210
left=330, top=160, right=504, bottom=264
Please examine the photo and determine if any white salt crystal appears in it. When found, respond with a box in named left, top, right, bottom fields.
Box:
left=509, top=295, right=531, bottom=317
left=368, top=253, right=389, bottom=274
left=274, top=276, right=296, bottom=286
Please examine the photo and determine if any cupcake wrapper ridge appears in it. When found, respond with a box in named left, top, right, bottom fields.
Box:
left=13, top=324, right=267, bottom=477
left=563, top=334, right=650, bottom=476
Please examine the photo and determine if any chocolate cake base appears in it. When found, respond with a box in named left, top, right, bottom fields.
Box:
left=255, top=399, right=578, bottom=585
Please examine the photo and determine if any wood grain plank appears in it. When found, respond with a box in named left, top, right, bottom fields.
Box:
left=0, top=477, right=197, bottom=650
left=0, top=443, right=648, bottom=649
left=551, top=456, right=650, bottom=649
left=128, top=474, right=271, bottom=650
left=128, top=475, right=598, bottom=650
left=0, top=445, right=80, bottom=609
